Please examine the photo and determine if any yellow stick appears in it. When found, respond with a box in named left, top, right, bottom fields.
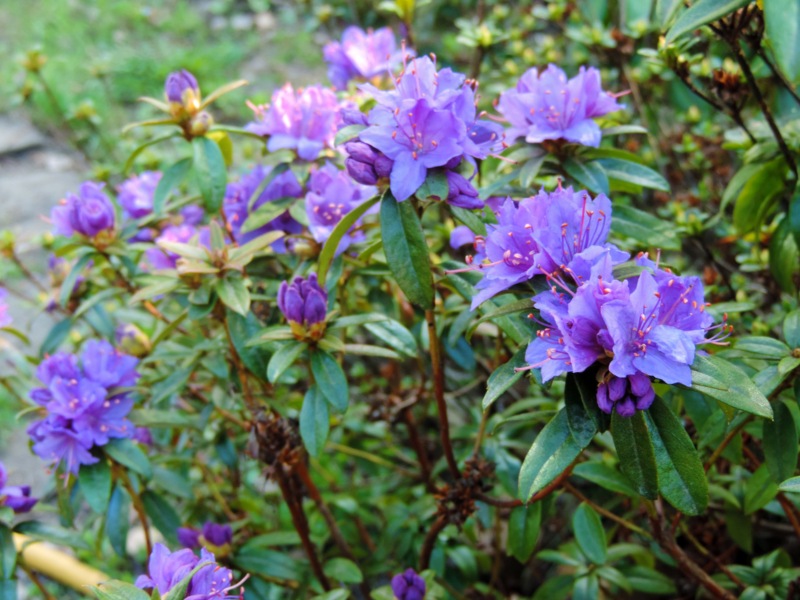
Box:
left=13, top=533, right=110, bottom=595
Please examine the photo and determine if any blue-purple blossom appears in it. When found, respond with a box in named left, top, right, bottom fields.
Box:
left=0, top=460, right=37, bottom=514
left=178, top=522, right=234, bottom=551
left=344, top=140, right=394, bottom=186
left=277, top=273, right=328, bottom=340
left=324, top=26, right=409, bottom=90
left=0, top=288, right=11, bottom=329
left=118, top=171, right=162, bottom=219
left=305, top=162, right=377, bottom=255
left=51, top=182, right=116, bottom=238
left=449, top=225, right=476, bottom=249
left=145, top=225, right=205, bottom=270
left=356, top=56, right=503, bottom=201
left=246, top=84, right=342, bottom=161
left=27, top=340, right=139, bottom=474
left=165, top=70, right=200, bottom=106
left=391, top=568, right=426, bottom=600
left=468, top=185, right=626, bottom=309
left=497, top=64, right=624, bottom=148
left=223, top=165, right=303, bottom=251
left=136, top=543, right=244, bottom=600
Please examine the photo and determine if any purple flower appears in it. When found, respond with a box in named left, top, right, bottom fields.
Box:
left=305, top=162, right=377, bottom=255
left=136, top=544, right=243, bottom=600
left=323, top=26, right=409, bottom=89
left=165, top=70, right=200, bottom=105
left=118, top=171, right=162, bottom=219
left=27, top=341, right=139, bottom=474
left=181, top=204, right=205, bottom=226
left=597, top=374, right=655, bottom=416
left=343, top=140, right=394, bottom=186
left=450, top=225, right=476, bottom=249
left=445, top=170, right=482, bottom=209
left=51, top=182, right=116, bottom=238
left=223, top=165, right=303, bottom=251
left=179, top=522, right=233, bottom=550
left=145, top=225, right=205, bottom=270
left=277, top=273, right=328, bottom=340
left=177, top=527, right=202, bottom=550
left=246, top=84, right=342, bottom=161
left=0, top=460, right=37, bottom=514
left=497, top=64, right=624, bottom=148
left=0, top=288, right=11, bottom=329
left=391, top=568, right=426, bottom=600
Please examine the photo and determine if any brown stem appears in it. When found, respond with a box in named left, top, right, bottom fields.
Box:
left=425, top=308, right=460, bottom=479
left=755, top=47, right=800, bottom=107
left=704, top=415, right=752, bottom=471
left=117, top=467, right=152, bottom=556
left=222, top=314, right=259, bottom=413
left=476, top=460, right=576, bottom=508
left=679, top=523, right=747, bottom=590
left=418, top=515, right=448, bottom=571
left=273, top=467, right=331, bottom=591
left=19, top=563, right=57, bottom=600
left=563, top=481, right=651, bottom=538
left=401, top=406, right=436, bottom=492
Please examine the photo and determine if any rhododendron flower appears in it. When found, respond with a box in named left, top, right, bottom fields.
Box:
left=165, top=70, right=199, bottom=104
left=118, top=171, right=162, bottom=219
left=324, top=26, right=408, bottom=89
left=51, top=182, right=116, bottom=238
left=223, top=165, right=303, bottom=251
left=178, top=522, right=233, bottom=551
left=0, top=460, right=37, bottom=514
left=391, top=568, right=426, bottom=600
left=246, top=84, right=342, bottom=161
left=344, top=140, right=393, bottom=186
left=0, top=287, right=11, bottom=329
left=278, top=273, right=328, bottom=340
left=136, top=544, right=244, bottom=600
left=497, top=64, right=624, bottom=148
left=145, top=224, right=205, bottom=270
left=27, top=340, right=139, bottom=474
left=305, top=162, right=377, bottom=254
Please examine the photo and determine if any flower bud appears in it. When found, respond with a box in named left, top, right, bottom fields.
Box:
left=391, top=569, right=426, bottom=600
left=165, top=69, right=201, bottom=116
left=345, top=157, right=378, bottom=185
left=446, top=171, right=483, bottom=209
left=188, top=111, right=214, bottom=137
left=115, top=323, right=152, bottom=358
left=277, top=273, right=328, bottom=341
left=51, top=182, right=116, bottom=239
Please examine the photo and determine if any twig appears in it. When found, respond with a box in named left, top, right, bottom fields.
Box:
left=563, top=481, right=651, bottom=538
left=704, top=415, right=752, bottom=471
left=401, top=406, right=436, bottom=492
left=19, top=563, right=57, bottom=600
left=117, top=466, right=152, bottom=556
left=418, top=515, right=448, bottom=571
left=476, top=461, right=576, bottom=508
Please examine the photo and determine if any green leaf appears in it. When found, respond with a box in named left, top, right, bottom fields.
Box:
left=318, top=195, right=380, bottom=283
left=735, top=336, right=791, bottom=359
left=226, top=310, right=270, bottom=377
left=764, top=0, right=800, bottom=83
left=40, top=318, right=74, bottom=357
left=483, top=347, right=526, bottom=410
left=323, top=558, right=363, bottom=583
left=192, top=136, right=227, bottom=213
left=520, top=153, right=547, bottom=188
left=311, top=350, right=349, bottom=413
left=334, top=124, right=367, bottom=147
left=778, top=475, right=800, bottom=493
left=79, top=459, right=112, bottom=513
left=507, top=503, right=542, bottom=562
left=214, top=276, right=250, bottom=316
left=266, top=340, right=305, bottom=383
left=518, top=409, right=583, bottom=501
left=690, top=354, right=773, bottom=419
left=380, top=194, right=434, bottom=308
left=784, top=309, right=800, bottom=349
left=622, top=565, right=677, bottom=595
left=91, top=580, right=151, bottom=600
left=564, top=374, right=599, bottom=447
left=733, top=158, right=786, bottom=234
left=450, top=205, right=486, bottom=236
left=770, top=213, right=799, bottom=294
left=665, top=0, right=750, bottom=43
left=645, top=397, right=708, bottom=515
left=104, top=438, right=152, bottom=478
left=152, top=158, right=191, bottom=214
left=416, top=170, right=449, bottom=201
left=467, top=297, right=533, bottom=339
left=364, top=320, right=418, bottom=358
left=563, top=158, right=609, bottom=196
left=142, top=490, right=181, bottom=545
left=60, top=253, right=94, bottom=307
left=341, top=343, right=402, bottom=359
left=744, top=464, right=779, bottom=515
left=124, top=132, right=181, bottom=173
left=0, top=524, right=16, bottom=581
left=573, top=462, right=638, bottom=496
left=763, top=400, right=798, bottom=483
left=241, top=196, right=297, bottom=234
left=611, top=205, right=680, bottom=250
left=789, top=192, right=800, bottom=249
left=300, top=385, right=329, bottom=457
left=572, top=503, right=607, bottom=564
left=107, top=484, right=130, bottom=557
left=233, top=546, right=300, bottom=581
left=611, top=410, right=658, bottom=499
left=596, top=158, right=670, bottom=192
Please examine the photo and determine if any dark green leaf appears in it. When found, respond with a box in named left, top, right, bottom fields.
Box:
left=665, top=0, right=750, bottom=43
left=318, top=195, right=380, bottom=283
left=380, top=194, right=434, bottom=308
left=507, top=503, right=542, bottom=562
left=0, top=524, right=15, bottom=580
left=691, top=354, right=773, bottom=419
left=735, top=336, right=791, bottom=359
left=763, top=400, right=798, bottom=483
left=778, top=476, right=800, bottom=493
left=192, top=136, right=227, bottom=213
left=334, top=124, right=367, bottom=147
left=415, top=170, right=449, bottom=201
left=214, top=276, right=250, bottom=316
left=60, top=253, right=94, bottom=307
left=226, top=310, right=270, bottom=377
left=611, top=205, right=680, bottom=250
left=622, top=565, right=677, bottom=595
left=234, top=546, right=301, bottom=581
left=744, top=464, right=779, bottom=515
left=323, top=558, right=363, bottom=583
left=104, top=438, right=152, bottom=478
left=611, top=411, right=658, bottom=499
left=572, top=503, right=607, bottom=564
left=79, top=459, right=112, bottom=513
left=266, top=340, right=305, bottom=383
left=483, top=347, right=527, bottom=410
left=789, top=192, right=800, bottom=248
left=142, top=491, right=180, bottom=545
left=733, top=158, right=786, bottom=234
left=153, top=158, right=191, bottom=214
left=300, top=386, right=329, bottom=457
left=311, top=350, right=349, bottom=413
left=450, top=205, right=486, bottom=236
left=107, top=484, right=130, bottom=557
left=596, top=158, right=669, bottom=192
left=770, top=213, right=799, bottom=294
left=573, top=574, right=600, bottom=600
left=563, top=158, right=609, bottom=195
left=784, top=309, right=800, bottom=349
left=91, top=580, right=151, bottom=600
left=573, top=462, right=638, bottom=496
left=645, top=397, right=708, bottom=515
left=520, top=153, right=547, bottom=188
left=764, top=0, right=800, bottom=83
left=40, top=318, right=74, bottom=357
left=518, top=409, right=583, bottom=501
left=565, top=374, right=598, bottom=447
left=364, top=320, right=418, bottom=358
left=241, top=197, right=296, bottom=234
left=124, top=133, right=181, bottom=173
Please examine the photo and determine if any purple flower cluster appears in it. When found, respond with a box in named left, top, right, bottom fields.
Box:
left=391, top=568, right=426, bottom=600
left=278, top=273, right=328, bottom=340
left=353, top=56, right=504, bottom=201
left=145, top=224, right=210, bottom=270
left=305, top=162, right=377, bottom=254
left=52, top=182, right=116, bottom=239
left=246, top=84, right=342, bottom=161
left=223, top=165, right=304, bottom=251
left=0, top=460, right=37, bottom=514
left=118, top=171, right=162, bottom=219
left=178, top=522, right=233, bottom=551
left=165, top=70, right=200, bottom=105
left=497, top=64, right=624, bottom=148
left=324, top=26, right=408, bottom=90
left=136, top=543, right=244, bottom=600
left=0, top=287, right=11, bottom=329
left=27, top=340, right=139, bottom=474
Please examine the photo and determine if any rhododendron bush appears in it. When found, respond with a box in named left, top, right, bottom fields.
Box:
left=3, top=1, right=800, bottom=599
